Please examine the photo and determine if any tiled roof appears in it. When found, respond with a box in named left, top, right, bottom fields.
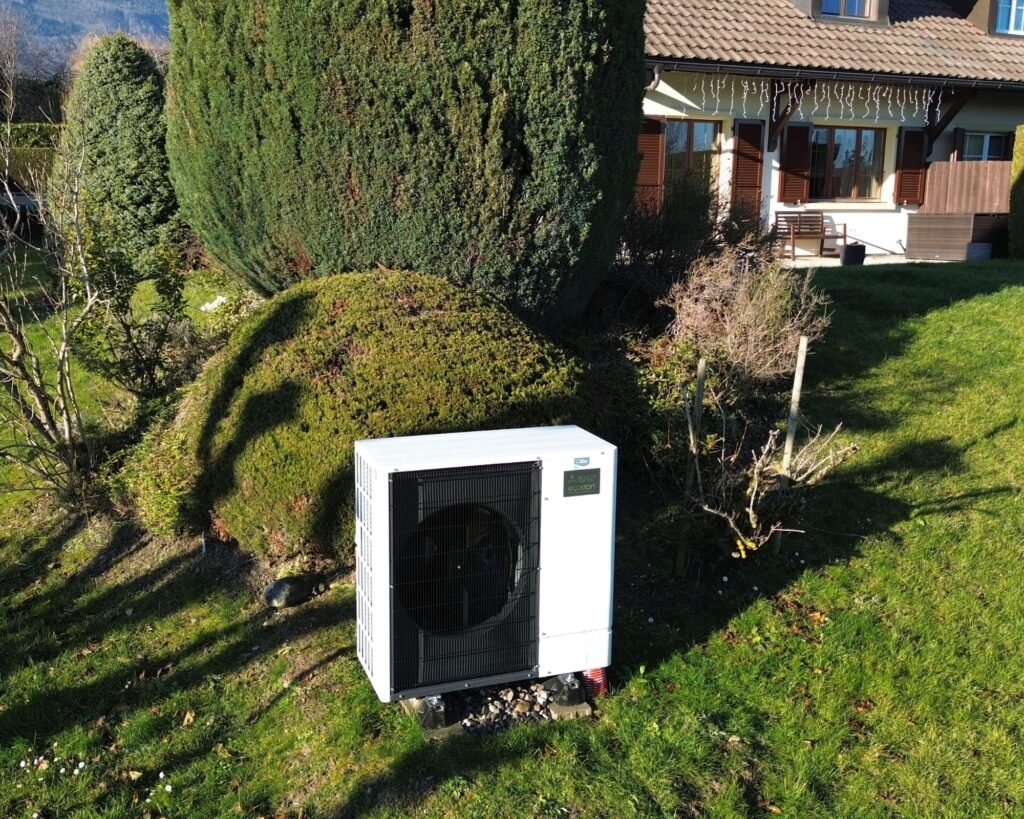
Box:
left=645, top=0, right=1024, bottom=85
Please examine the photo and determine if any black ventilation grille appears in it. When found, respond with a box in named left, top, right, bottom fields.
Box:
left=390, top=461, right=541, bottom=695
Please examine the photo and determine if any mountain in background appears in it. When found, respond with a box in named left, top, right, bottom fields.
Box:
left=11, top=0, right=169, bottom=74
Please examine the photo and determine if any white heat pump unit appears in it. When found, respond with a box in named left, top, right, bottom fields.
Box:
left=354, top=426, right=616, bottom=703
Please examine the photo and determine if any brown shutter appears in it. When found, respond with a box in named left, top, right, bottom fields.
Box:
left=895, top=127, right=928, bottom=206
left=731, top=120, right=765, bottom=217
left=634, top=118, right=665, bottom=212
left=779, top=124, right=811, bottom=204
left=952, top=127, right=965, bottom=161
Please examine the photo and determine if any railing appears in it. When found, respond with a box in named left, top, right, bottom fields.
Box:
left=922, top=160, right=1010, bottom=214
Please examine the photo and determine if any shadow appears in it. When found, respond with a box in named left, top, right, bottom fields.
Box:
left=0, top=513, right=86, bottom=604
left=324, top=724, right=549, bottom=818
left=808, top=263, right=1024, bottom=431
left=196, top=382, right=304, bottom=508
left=0, top=530, right=355, bottom=747
left=190, top=291, right=314, bottom=518
left=609, top=423, right=1017, bottom=678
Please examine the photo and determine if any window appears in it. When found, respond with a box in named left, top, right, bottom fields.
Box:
left=809, top=126, right=884, bottom=200
left=961, top=131, right=1011, bottom=161
left=664, top=120, right=720, bottom=189
left=821, top=0, right=870, bottom=18
left=997, top=0, right=1024, bottom=34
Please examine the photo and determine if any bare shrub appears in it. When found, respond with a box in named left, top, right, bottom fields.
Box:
left=660, top=244, right=831, bottom=398
left=685, top=401, right=857, bottom=557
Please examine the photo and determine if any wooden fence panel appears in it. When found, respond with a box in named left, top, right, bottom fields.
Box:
left=922, top=161, right=1010, bottom=214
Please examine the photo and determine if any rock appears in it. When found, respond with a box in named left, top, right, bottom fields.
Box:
left=264, top=574, right=320, bottom=608
left=549, top=701, right=594, bottom=721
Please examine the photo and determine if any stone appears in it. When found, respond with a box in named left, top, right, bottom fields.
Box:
left=263, top=574, right=321, bottom=608
left=549, top=701, right=594, bottom=721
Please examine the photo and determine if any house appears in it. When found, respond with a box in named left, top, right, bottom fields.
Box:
left=639, top=0, right=1024, bottom=259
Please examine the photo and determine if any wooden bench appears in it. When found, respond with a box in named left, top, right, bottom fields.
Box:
left=774, top=213, right=847, bottom=260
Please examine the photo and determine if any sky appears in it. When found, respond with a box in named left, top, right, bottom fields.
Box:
left=10, top=0, right=169, bottom=73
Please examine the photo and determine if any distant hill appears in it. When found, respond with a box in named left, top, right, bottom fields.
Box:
left=10, top=0, right=169, bottom=74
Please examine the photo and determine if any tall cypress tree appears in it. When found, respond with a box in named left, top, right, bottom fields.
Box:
left=52, top=35, right=186, bottom=397
left=167, top=0, right=646, bottom=326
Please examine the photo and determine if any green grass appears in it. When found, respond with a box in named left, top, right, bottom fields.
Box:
left=2, top=261, right=1024, bottom=817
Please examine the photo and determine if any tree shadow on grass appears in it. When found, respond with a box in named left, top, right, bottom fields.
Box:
left=0, top=512, right=87, bottom=605
left=0, top=525, right=355, bottom=749
left=809, top=262, right=1024, bottom=431
left=612, top=425, right=1018, bottom=677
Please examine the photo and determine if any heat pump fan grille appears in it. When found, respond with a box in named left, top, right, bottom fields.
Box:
left=390, top=461, right=541, bottom=695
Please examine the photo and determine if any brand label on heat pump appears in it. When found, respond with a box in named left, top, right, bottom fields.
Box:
left=563, top=468, right=600, bottom=497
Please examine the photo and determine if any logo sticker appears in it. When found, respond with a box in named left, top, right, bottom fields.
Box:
left=574, top=457, right=591, bottom=468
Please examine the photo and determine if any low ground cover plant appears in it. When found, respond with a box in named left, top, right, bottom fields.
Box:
left=123, top=271, right=586, bottom=563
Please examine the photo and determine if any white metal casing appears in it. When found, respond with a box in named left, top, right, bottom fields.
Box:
left=354, top=425, right=617, bottom=703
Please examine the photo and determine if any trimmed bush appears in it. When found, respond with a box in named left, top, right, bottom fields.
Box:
left=166, top=0, right=646, bottom=326
left=52, top=34, right=177, bottom=279
left=124, top=271, right=586, bottom=562
left=8, top=122, right=59, bottom=148
left=1010, top=124, right=1024, bottom=258
left=51, top=35, right=190, bottom=397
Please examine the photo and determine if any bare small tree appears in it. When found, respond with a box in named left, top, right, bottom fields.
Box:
left=0, top=7, right=102, bottom=498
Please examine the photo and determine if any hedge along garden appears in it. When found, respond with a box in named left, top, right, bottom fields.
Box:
left=166, top=0, right=646, bottom=326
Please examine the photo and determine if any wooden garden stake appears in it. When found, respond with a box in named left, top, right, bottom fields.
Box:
left=775, top=335, right=809, bottom=552
left=680, top=358, right=707, bottom=576
left=685, top=358, right=708, bottom=495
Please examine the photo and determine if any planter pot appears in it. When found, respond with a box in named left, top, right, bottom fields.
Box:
left=840, top=243, right=866, bottom=266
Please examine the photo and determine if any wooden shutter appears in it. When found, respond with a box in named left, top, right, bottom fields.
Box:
left=731, top=121, right=765, bottom=218
left=634, top=118, right=665, bottom=212
left=895, top=127, right=928, bottom=206
left=779, top=124, right=811, bottom=204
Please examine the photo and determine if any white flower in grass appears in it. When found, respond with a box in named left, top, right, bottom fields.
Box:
left=59, top=768, right=66, bottom=774
left=159, top=771, right=165, bottom=779
left=19, top=760, right=26, bottom=768
left=77, top=761, right=85, bottom=769
left=165, top=784, right=173, bottom=793
left=722, top=576, right=728, bottom=582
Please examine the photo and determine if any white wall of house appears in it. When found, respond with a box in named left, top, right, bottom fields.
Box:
left=644, top=71, right=1024, bottom=257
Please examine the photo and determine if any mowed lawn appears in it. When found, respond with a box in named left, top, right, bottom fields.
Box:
left=1, top=262, right=1023, bottom=817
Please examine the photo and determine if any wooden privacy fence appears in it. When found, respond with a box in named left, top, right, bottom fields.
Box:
left=922, top=160, right=1010, bottom=214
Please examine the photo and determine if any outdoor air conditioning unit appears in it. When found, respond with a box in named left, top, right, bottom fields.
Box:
left=354, top=426, right=616, bottom=703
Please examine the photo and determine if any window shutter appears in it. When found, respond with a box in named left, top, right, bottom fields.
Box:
left=952, top=127, right=965, bottom=161
left=732, top=121, right=765, bottom=214
left=895, top=127, right=928, bottom=206
left=1003, top=131, right=1015, bottom=160
left=634, top=118, right=665, bottom=212
left=779, top=125, right=811, bottom=204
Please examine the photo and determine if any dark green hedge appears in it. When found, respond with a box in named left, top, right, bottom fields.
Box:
left=7, top=123, right=59, bottom=148
left=1010, top=124, right=1024, bottom=259
left=123, top=271, right=587, bottom=562
left=166, top=0, right=645, bottom=326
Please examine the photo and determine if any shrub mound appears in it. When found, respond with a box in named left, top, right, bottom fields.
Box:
left=166, top=0, right=645, bottom=325
left=126, top=271, right=585, bottom=562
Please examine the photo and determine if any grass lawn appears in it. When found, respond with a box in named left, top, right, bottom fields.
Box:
left=2, top=261, right=1023, bottom=817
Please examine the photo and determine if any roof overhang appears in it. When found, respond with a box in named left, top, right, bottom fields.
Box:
left=645, top=57, right=1024, bottom=93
